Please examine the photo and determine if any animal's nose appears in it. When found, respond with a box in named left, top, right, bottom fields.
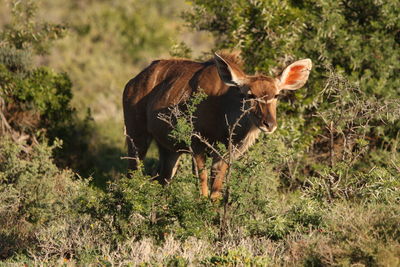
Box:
left=263, top=121, right=277, bottom=133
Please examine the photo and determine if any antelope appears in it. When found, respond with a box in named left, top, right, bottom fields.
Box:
left=123, top=52, right=311, bottom=200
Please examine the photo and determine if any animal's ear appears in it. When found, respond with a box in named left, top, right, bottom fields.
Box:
left=277, top=59, right=312, bottom=90
left=214, top=53, right=247, bottom=87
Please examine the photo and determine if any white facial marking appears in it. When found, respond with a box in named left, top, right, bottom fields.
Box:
left=259, top=124, right=277, bottom=134
left=267, top=125, right=277, bottom=134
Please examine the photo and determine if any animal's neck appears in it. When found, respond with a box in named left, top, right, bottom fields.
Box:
left=232, top=124, right=261, bottom=159
left=222, top=92, right=261, bottom=158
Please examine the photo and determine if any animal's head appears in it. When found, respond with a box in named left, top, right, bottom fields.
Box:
left=214, top=53, right=312, bottom=133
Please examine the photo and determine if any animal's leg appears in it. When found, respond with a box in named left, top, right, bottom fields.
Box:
left=193, top=153, right=208, bottom=197
left=210, top=158, right=229, bottom=200
left=154, top=144, right=181, bottom=185
left=125, top=129, right=151, bottom=172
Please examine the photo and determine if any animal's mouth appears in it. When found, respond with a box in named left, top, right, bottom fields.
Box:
left=250, top=114, right=277, bottom=134
left=258, top=124, right=277, bottom=134
left=258, top=125, right=268, bottom=132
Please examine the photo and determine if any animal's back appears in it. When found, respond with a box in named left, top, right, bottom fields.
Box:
left=123, top=59, right=206, bottom=112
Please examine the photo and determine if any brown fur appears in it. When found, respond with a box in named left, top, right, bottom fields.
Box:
left=123, top=53, right=311, bottom=199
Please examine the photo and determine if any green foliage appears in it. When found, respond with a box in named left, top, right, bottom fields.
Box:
left=170, top=41, right=193, bottom=58
left=228, top=158, right=325, bottom=239
left=97, top=166, right=217, bottom=240
left=0, top=0, right=73, bottom=136
left=0, top=45, right=31, bottom=72
left=202, top=248, right=271, bottom=266
left=1, top=129, right=399, bottom=266
left=168, top=90, right=208, bottom=146
left=0, top=138, right=90, bottom=259
left=0, top=0, right=96, bottom=175
left=185, top=0, right=399, bottom=97
left=1, top=0, right=66, bottom=54
left=305, top=163, right=400, bottom=203
left=0, top=63, right=73, bottom=131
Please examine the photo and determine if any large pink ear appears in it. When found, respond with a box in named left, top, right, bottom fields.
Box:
left=214, top=53, right=247, bottom=87
left=277, top=59, right=312, bottom=90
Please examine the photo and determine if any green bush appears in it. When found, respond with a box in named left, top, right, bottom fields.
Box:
left=184, top=0, right=400, bottom=185
left=0, top=0, right=72, bottom=136
left=0, top=62, right=73, bottom=133
left=185, top=0, right=399, bottom=97
left=95, top=165, right=218, bottom=240
left=0, top=45, right=31, bottom=72
left=0, top=138, right=90, bottom=259
left=1, top=0, right=65, bottom=54
left=305, top=163, right=400, bottom=203
left=1, top=130, right=398, bottom=266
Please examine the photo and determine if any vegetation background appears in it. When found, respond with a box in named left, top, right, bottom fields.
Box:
left=0, top=0, right=399, bottom=266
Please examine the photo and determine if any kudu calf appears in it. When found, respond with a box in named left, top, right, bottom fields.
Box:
left=123, top=52, right=311, bottom=199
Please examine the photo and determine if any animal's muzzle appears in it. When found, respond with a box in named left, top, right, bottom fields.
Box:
left=260, top=120, right=277, bottom=133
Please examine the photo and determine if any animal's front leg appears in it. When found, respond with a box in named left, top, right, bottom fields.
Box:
left=210, top=158, right=228, bottom=200
left=193, top=153, right=208, bottom=197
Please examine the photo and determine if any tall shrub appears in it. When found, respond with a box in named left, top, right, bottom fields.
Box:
left=184, top=0, right=400, bottom=187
